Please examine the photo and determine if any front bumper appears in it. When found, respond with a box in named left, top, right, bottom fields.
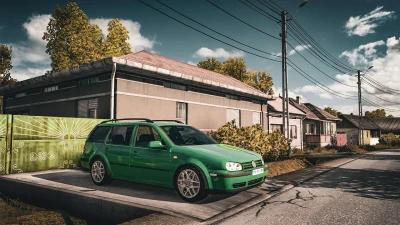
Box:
left=208, top=165, right=268, bottom=192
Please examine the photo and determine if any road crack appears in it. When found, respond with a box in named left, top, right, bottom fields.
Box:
left=256, top=190, right=334, bottom=217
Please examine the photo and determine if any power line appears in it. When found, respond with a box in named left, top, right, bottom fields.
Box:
left=362, top=98, right=400, bottom=112
left=214, top=0, right=358, bottom=87
left=136, top=0, right=281, bottom=63
left=238, top=0, right=280, bottom=22
left=364, top=75, right=400, bottom=93
left=154, top=0, right=280, bottom=58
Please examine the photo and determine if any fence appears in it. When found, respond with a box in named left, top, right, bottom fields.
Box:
left=0, top=114, right=104, bottom=175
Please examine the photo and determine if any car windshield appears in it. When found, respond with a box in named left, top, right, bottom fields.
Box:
left=160, top=125, right=217, bottom=146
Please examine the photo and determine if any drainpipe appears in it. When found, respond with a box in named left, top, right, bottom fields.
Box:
left=110, top=62, right=117, bottom=119
left=300, top=116, right=306, bottom=151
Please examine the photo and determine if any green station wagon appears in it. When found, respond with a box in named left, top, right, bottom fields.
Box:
left=80, top=118, right=268, bottom=202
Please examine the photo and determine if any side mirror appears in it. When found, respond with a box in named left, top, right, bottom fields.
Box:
left=149, top=141, right=165, bottom=149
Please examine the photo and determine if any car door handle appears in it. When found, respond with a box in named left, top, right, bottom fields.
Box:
left=133, top=151, right=138, bottom=156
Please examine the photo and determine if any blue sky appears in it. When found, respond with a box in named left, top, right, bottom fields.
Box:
left=1, top=0, right=400, bottom=115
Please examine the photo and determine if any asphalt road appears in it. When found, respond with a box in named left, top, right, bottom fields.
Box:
left=216, top=149, right=400, bottom=225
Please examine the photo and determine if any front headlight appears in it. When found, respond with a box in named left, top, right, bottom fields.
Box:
left=226, top=162, right=243, bottom=171
left=261, top=158, right=265, bottom=165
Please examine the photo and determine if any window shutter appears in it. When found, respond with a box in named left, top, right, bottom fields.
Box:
left=78, top=100, right=88, bottom=118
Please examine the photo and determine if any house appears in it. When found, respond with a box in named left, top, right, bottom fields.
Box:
left=267, top=97, right=306, bottom=149
left=0, top=51, right=275, bottom=132
left=370, top=118, right=400, bottom=135
left=337, top=114, right=381, bottom=145
left=289, top=97, right=344, bottom=147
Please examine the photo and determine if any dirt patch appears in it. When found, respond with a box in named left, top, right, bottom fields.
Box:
left=266, top=159, right=312, bottom=178
left=0, top=193, right=87, bottom=225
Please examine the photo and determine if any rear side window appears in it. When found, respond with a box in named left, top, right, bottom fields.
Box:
left=88, top=126, right=111, bottom=143
left=106, top=126, right=134, bottom=146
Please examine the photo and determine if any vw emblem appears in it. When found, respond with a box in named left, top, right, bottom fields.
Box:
left=252, top=161, right=256, bottom=168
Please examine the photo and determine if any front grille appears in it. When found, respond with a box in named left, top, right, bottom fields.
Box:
left=248, top=177, right=263, bottom=186
left=241, top=160, right=263, bottom=170
left=232, top=182, right=246, bottom=188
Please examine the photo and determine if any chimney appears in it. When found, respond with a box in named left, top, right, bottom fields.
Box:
left=296, top=96, right=301, bottom=104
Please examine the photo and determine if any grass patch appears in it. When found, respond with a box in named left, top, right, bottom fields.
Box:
left=266, top=159, right=312, bottom=178
left=0, top=192, right=87, bottom=225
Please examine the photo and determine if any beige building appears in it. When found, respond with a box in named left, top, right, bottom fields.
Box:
left=0, top=51, right=275, bottom=132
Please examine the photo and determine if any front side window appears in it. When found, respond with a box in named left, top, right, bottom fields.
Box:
left=135, top=126, right=163, bottom=148
left=89, top=126, right=111, bottom=143
left=107, top=126, right=134, bottom=146
left=161, top=126, right=217, bottom=146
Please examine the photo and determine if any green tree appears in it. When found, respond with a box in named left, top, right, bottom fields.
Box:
left=244, top=70, right=274, bottom=95
left=387, top=114, right=394, bottom=118
left=324, top=107, right=340, bottom=117
left=365, top=109, right=387, bottom=118
left=220, top=57, right=247, bottom=81
left=0, top=44, right=17, bottom=86
left=197, top=57, right=222, bottom=72
left=102, top=19, right=131, bottom=58
left=43, top=2, right=104, bottom=71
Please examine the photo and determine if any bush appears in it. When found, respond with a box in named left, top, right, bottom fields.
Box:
left=210, top=119, right=291, bottom=162
left=379, top=133, right=400, bottom=146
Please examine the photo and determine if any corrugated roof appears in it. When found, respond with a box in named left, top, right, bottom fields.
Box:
left=304, top=103, right=340, bottom=121
left=120, top=51, right=269, bottom=98
left=267, top=97, right=306, bottom=115
left=371, top=118, right=400, bottom=132
left=340, top=114, right=381, bottom=130
left=289, top=98, right=320, bottom=120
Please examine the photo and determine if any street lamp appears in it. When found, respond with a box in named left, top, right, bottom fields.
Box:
left=357, top=65, right=374, bottom=146
left=294, top=0, right=308, bottom=18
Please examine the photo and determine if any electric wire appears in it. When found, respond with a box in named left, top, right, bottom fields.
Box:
left=136, top=0, right=281, bottom=63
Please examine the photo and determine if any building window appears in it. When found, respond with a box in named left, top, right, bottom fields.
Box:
left=226, top=94, right=239, bottom=100
left=290, top=125, right=297, bottom=139
left=15, top=92, right=26, bottom=98
left=26, top=88, right=42, bottom=96
left=372, top=131, right=378, bottom=138
left=176, top=102, right=187, bottom=121
left=310, top=124, right=315, bottom=134
left=227, top=109, right=240, bottom=126
left=44, top=85, right=58, bottom=92
left=253, top=112, right=261, bottom=125
left=58, top=81, right=77, bottom=90
left=164, top=82, right=187, bottom=91
left=271, top=124, right=282, bottom=133
left=78, top=79, right=89, bottom=86
left=78, top=98, right=98, bottom=118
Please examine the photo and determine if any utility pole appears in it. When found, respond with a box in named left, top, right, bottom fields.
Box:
left=357, top=70, right=363, bottom=146
left=281, top=11, right=290, bottom=139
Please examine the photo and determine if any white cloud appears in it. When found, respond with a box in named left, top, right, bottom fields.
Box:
left=193, top=47, right=245, bottom=59
left=339, top=40, right=385, bottom=66
left=90, top=18, right=156, bottom=52
left=295, top=36, right=400, bottom=115
left=273, top=45, right=311, bottom=57
left=187, top=61, right=197, bottom=66
left=4, top=14, right=52, bottom=81
left=345, top=6, right=395, bottom=36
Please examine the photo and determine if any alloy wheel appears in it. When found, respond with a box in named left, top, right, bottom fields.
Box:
left=177, top=169, right=201, bottom=198
left=91, top=161, right=105, bottom=183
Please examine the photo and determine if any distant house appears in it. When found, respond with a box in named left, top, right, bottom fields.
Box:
left=267, top=97, right=306, bottom=149
left=289, top=97, right=344, bottom=147
left=370, top=118, right=400, bottom=135
left=337, top=114, right=381, bottom=145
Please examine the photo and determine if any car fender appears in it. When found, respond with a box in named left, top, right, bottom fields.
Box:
left=174, top=158, right=213, bottom=190
left=89, top=152, right=114, bottom=176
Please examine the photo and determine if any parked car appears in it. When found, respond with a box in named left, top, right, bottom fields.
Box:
left=80, top=118, right=268, bottom=202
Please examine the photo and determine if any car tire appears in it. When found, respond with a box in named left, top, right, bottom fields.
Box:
left=90, top=158, right=113, bottom=186
left=174, top=165, right=209, bottom=203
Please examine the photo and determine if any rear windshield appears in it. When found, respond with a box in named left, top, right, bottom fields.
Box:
left=88, top=126, right=111, bottom=143
left=160, top=126, right=217, bottom=146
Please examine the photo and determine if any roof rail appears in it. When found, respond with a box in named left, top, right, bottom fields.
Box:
left=152, top=120, right=184, bottom=124
left=100, top=118, right=153, bottom=124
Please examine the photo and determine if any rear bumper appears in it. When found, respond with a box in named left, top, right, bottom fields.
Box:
left=209, top=165, right=268, bottom=192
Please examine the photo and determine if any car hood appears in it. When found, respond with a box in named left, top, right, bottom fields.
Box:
left=184, top=144, right=261, bottom=162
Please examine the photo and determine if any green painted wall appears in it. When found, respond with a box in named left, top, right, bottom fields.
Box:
left=0, top=114, right=104, bottom=174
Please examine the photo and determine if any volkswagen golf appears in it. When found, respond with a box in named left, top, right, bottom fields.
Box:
left=80, top=118, right=268, bottom=202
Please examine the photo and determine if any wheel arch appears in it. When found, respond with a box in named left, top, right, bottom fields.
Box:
left=173, top=159, right=213, bottom=190
left=89, top=152, right=114, bottom=176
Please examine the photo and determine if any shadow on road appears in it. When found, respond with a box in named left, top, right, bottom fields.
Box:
left=302, top=150, right=400, bottom=200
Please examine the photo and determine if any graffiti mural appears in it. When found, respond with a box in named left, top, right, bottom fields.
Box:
left=11, top=115, right=104, bottom=174
left=0, top=115, right=8, bottom=175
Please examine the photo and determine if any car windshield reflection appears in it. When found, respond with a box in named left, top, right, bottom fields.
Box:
left=160, top=126, right=217, bottom=146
